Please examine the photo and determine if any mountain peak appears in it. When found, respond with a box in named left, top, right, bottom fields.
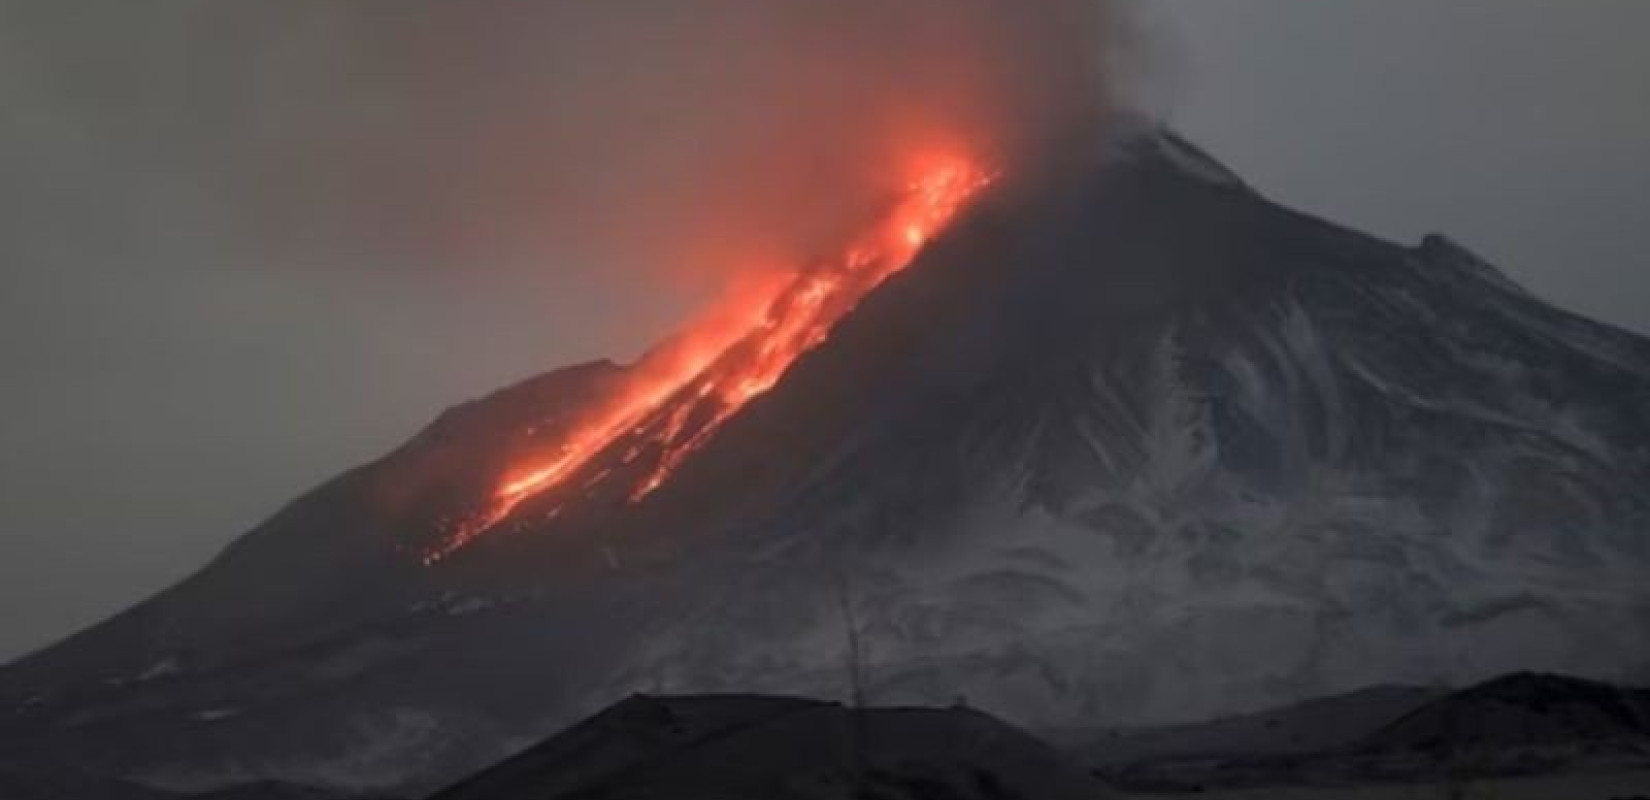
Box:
left=3, top=129, right=1648, bottom=795
left=1109, top=121, right=1250, bottom=191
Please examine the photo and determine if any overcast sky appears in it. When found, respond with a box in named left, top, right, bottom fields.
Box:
left=2, top=1, right=1646, bottom=662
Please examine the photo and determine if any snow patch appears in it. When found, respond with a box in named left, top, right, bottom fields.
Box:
left=447, top=596, right=496, bottom=616
left=137, top=657, right=181, bottom=682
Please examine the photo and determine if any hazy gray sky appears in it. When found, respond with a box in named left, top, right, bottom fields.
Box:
left=1, top=1, right=1646, bottom=662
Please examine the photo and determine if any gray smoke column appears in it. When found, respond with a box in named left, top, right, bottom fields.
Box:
left=0, top=0, right=1123, bottom=661
left=241, top=0, right=1122, bottom=289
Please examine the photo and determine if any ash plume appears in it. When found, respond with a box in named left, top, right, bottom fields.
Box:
left=241, top=0, right=1125, bottom=290
left=0, top=0, right=1127, bottom=659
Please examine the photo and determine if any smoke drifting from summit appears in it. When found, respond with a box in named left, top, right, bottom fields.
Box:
left=0, top=0, right=1122, bottom=658
left=259, top=0, right=1121, bottom=292
left=321, top=0, right=1126, bottom=557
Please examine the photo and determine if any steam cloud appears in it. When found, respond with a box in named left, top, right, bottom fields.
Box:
left=3, top=0, right=1124, bottom=317
left=0, top=0, right=1124, bottom=657
left=247, top=0, right=1122, bottom=291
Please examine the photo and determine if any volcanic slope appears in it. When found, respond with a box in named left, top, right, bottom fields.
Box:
left=3, top=127, right=1648, bottom=794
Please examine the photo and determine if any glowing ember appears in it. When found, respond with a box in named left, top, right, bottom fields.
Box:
left=425, top=154, right=994, bottom=564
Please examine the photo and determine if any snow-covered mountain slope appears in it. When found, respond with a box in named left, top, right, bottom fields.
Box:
left=578, top=130, right=1650, bottom=727
left=2, top=128, right=1647, bottom=795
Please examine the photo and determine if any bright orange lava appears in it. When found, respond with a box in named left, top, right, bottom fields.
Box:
left=425, top=154, right=994, bottom=564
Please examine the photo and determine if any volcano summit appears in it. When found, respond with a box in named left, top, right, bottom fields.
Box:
left=3, top=127, right=1648, bottom=795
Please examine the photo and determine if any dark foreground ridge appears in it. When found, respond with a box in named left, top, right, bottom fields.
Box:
left=1076, top=672, right=1650, bottom=794
left=429, top=694, right=1115, bottom=800
left=401, top=676, right=1650, bottom=798
left=4, top=675, right=1650, bottom=798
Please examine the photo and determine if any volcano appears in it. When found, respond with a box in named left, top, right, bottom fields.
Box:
left=3, top=126, right=1648, bottom=795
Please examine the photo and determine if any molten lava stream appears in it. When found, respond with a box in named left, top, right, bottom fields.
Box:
left=425, top=155, right=994, bottom=564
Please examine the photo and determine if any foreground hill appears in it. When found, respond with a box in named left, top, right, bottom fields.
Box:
left=429, top=694, right=1116, bottom=800
left=1083, top=673, right=1650, bottom=793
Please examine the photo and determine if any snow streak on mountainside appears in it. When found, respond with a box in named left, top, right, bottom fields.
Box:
left=1, top=128, right=1646, bottom=797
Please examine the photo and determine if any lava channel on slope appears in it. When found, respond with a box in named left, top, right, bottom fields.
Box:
left=425, top=154, right=995, bottom=564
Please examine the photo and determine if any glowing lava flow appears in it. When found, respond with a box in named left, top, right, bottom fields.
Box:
left=425, top=155, right=994, bottom=564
